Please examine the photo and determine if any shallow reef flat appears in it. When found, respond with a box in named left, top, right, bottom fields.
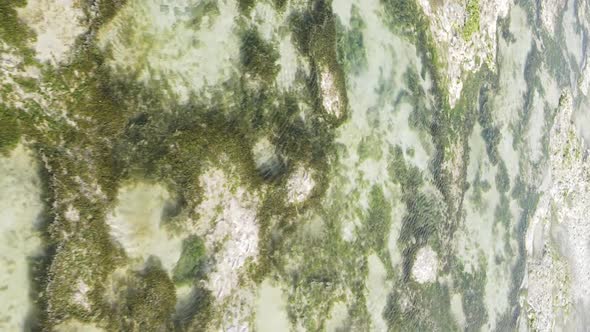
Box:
left=1, top=0, right=590, bottom=331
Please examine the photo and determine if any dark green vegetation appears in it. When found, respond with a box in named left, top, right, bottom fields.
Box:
left=364, top=185, right=392, bottom=259
left=478, top=83, right=501, bottom=165
left=289, top=0, right=349, bottom=121
left=240, top=27, right=280, bottom=81
left=173, top=236, right=207, bottom=285
left=495, top=160, right=510, bottom=194
left=273, top=0, right=288, bottom=11
left=0, top=0, right=33, bottom=50
left=384, top=282, right=458, bottom=331
left=238, top=0, right=256, bottom=15
left=386, top=145, right=446, bottom=281
left=0, top=106, right=21, bottom=155
left=105, top=261, right=177, bottom=331
left=462, top=0, right=481, bottom=40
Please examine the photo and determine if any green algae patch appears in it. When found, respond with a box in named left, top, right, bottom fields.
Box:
left=384, top=282, right=458, bottom=332
left=0, top=107, right=21, bottom=155
left=173, top=235, right=207, bottom=285
left=364, top=185, right=392, bottom=256
left=289, top=0, right=349, bottom=121
left=127, top=264, right=177, bottom=331
left=0, top=0, right=35, bottom=55
left=86, top=0, right=128, bottom=27
left=462, top=0, right=481, bottom=40
left=238, top=0, right=256, bottom=15
left=256, top=280, right=291, bottom=332
left=101, top=263, right=177, bottom=331
left=240, top=27, right=280, bottom=81
left=272, top=0, right=287, bottom=11
left=495, top=160, right=510, bottom=194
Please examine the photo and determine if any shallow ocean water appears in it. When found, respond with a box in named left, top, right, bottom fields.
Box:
left=1, top=0, right=590, bottom=330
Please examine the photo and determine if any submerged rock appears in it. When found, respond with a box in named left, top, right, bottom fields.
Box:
left=412, top=245, right=439, bottom=284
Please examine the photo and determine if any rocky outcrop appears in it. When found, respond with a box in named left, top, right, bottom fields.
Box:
left=417, top=0, right=510, bottom=106
left=526, top=92, right=590, bottom=331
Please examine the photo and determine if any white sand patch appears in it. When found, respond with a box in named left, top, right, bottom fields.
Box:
left=17, top=0, right=86, bottom=64
left=276, top=35, right=299, bottom=90
left=97, top=0, right=240, bottom=103
left=450, top=293, right=466, bottom=329
left=358, top=157, right=388, bottom=185
left=0, top=144, right=43, bottom=331
left=175, top=284, right=193, bottom=299
left=366, top=254, right=389, bottom=332
left=106, top=182, right=182, bottom=273
left=325, top=301, right=348, bottom=331
left=287, top=166, right=315, bottom=204
left=573, top=97, right=590, bottom=146
left=255, top=280, right=290, bottom=332
left=54, top=320, right=105, bottom=332
left=384, top=103, right=432, bottom=172
left=331, top=0, right=353, bottom=28
left=411, top=246, right=439, bottom=284
left=319, top=67, right=344, bottom=118
left=579, top=56, right=590, bottom=96
left=252, top=137, right=278, bottom=170
left=251, top=2, right=279, bottom=41
left=341, top=216, right=359, bottom=242
left=64, top=205, right=80, bottom=222
left=193, top=168, right=259, bottom=300
left=73, top=279, right=91, bottom=311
